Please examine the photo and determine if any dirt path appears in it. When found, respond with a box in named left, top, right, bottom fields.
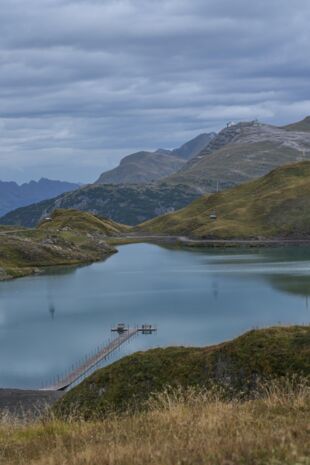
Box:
left=0, top=229, right=27, bottom=236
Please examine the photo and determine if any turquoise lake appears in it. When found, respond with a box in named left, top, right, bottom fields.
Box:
left=0, top=243, right=309, bottom=389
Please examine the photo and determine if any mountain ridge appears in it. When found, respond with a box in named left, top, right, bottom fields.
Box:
left=0, top=178, right=80, bottom=217
left=2, top=117, right=310, bottom=228
left=95, top=151, right=184, bottom=185
left=95, top=133, right=216, bottom=185
left=0, top=183, right=200, bottom=227
left=282, top=116, right=310, bottom=132
left=165, top=120, right=310, bottom=191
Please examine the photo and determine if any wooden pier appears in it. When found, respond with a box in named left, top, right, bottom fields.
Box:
left=43, top=324, right=156, bottom=391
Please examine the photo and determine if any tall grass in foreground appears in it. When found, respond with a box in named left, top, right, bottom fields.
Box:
left=0, top=379, right=309, bottom=465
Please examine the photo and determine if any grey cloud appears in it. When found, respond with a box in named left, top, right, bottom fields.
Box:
left=0, top=0, right=310, bottom=182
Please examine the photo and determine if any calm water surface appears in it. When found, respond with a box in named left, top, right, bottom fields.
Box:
left=0, top=243, right=309, bottom=389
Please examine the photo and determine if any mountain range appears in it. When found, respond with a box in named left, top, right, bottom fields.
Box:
left=0, top=183, right=200, bottom=227
left=0, top=178, right=80, bottom=217
left=1, top=116, right=310, bottom=227
left=0, top=133, right=216, bottom=226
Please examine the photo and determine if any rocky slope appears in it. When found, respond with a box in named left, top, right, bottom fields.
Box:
left=95, top=133, right=215, bottom=185
left=0, top=209, right=125, bottom=280
left=165, top=120, right=310, bottom=191
left=139, top=161, right=310, bottom=239
left=0, top=178, right=79, bottom=217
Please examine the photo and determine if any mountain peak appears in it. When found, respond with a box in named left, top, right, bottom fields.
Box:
left=172, top=132, right=216, bottom=160
left=95, top=132, right=216, bottom=185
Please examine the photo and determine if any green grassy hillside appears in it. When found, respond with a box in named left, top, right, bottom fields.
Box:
left=56, top=325, right=310, bottom=418
left=38, top=208, right=129, bottom=235
left=0, top=209, right=124, bottom=280
left=139, top=161, right=310, bottom=239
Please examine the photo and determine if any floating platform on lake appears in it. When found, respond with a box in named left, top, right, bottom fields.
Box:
left=111, top=323, right=157, bottom=334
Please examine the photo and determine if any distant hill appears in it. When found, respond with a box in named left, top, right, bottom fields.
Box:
left=0, top=178, right=79, bottom=217
left=282, top=116, right=310, bottom=132
left=165, top=120, right=310, bottom=191
left=95, top=133, right=216, bottom=185
left=0, top=183, right=200, bottom=227
left=139, top=161, right=310, bottom=239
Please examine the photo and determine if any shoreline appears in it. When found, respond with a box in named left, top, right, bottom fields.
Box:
left=1, top=235, right=310, bottom=282
left=108, top=233, right=310, bottom=248
left=0, top=250, right=118, bottom=282
left=0, top=388, right=63, bottom=417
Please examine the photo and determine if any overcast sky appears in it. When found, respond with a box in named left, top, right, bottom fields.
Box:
left=1, top=0, right=310, bottom=183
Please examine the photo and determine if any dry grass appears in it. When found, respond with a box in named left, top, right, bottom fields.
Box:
left=0, top=380, right=309, bottom=465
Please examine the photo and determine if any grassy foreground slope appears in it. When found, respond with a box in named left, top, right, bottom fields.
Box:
left=1, top=380, right=309, bottom=465
left=139, top=161, right=310, bottom=239
left=0, top=209, right=126, bottom=280
left=56, top=326, right=310, bottom=418
left=1, top=326, right=309, bottom=465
